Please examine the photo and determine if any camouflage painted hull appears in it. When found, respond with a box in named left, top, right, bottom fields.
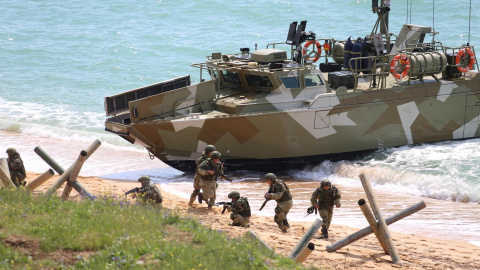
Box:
left=106, top=72, right=480, bottom=172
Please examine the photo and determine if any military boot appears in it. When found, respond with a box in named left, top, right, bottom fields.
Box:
left=189, top=193, right=196, bottom=206
left=198, top=193, right=203, bottom=204
left=282, top=219, right=290, bottom=228
left=321, top=227, right=328, bottom=239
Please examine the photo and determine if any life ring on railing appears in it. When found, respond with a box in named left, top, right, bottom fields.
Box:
left=390, top=54, right=410, bottom=79
left=455, top=48, right=476, bottom=73
left=303, top=40, right=322, bottom=63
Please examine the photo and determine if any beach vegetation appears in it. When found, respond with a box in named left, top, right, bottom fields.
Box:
left=0, top=188, right=311, bottom=269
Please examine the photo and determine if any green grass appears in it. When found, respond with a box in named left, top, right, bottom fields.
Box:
left=0, top=188, right=311, bottom=269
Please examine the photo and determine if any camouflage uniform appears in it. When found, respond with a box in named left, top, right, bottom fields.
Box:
left=310, top=179, right=341, bottom=238
left=198, top=155, right=223, bottom=208
left=189, top=152, right=208, bottom=205
left=226, top=196, right=251, bottom=227
left=136, top=176, right=163, bottom=205
left=265, top=173, right=293, bottom=233
left=6, top=148, right=26, bottom=187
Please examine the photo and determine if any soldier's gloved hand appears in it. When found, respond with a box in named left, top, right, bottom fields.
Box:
left=335, top=203, right=341, bottom=208
left=264, top=193, right=272, bottom=199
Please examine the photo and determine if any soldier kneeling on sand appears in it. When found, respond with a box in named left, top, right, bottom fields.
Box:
left=6, top=148, right=26, bottom=187
left=225, top=191, right=251, bottom=227
left=132, top=176, right=163, bottom=206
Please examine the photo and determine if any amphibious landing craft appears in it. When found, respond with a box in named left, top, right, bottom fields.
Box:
left=105, top=1, right=478, bottom=172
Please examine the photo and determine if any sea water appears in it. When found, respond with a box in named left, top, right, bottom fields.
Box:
left=1, top=0, right=480, bottom=245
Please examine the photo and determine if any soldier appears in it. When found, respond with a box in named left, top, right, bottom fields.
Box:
left=264, top=173, right=293, bottom=233
left=197, top=151, right=224, bottom=208
left=225, top=191, right=251, bottom=227
left=132, top=175, right=163, bottom=205
left=310, top=179, right=341, bottom=239
left=6, top=148, right=26, bottom=187
left=189, top=145, right=216, bottom=206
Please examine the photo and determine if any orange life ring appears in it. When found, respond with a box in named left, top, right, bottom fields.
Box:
left=303, top=40, right=322, bottom=63
left=455, top=48, right=476, bottom=73
left=390, top=54, right=410, bottom=79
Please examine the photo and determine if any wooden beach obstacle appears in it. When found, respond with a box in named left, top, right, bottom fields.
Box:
left=326, top=174, right=427, bottom=265
left=34, top=139, right=101, bottom=199
left=245, top=230, right=273, bottom=251
left=0, top=162, right=16, bottom=189
left=288, top=218, right=322, bottom=262
left=1, top=156, right=56, bottom=190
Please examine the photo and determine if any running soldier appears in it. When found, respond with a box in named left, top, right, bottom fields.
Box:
left=189, top=145, right=216, bottom=206
left=197, top=151, right=224, bottom=208
left=225, top=191, right=251, bottom=227
left=264, top=173, right=293, bottom=233
left=310, top=179, right=341, bottom=239
left=6, top=148, right=26, bottom=187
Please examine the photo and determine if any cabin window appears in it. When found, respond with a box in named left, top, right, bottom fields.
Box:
left=280, top=76, right=300, bottom=89
left=221, top=70, right=241, bottom=84
left=304, top=74, right=324, bottom=87
left=245, top=74, right=273, bottom=88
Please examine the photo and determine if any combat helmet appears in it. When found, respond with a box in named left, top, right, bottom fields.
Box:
left=320, top=179, right=332, bottom=188
left=228, top=191, right=240, bottom=200
left=265, top=173, right=277, bottom=181
left=204, top=145, right=216, bottom=154
left=138, top=175, right=151, bottom=183
left=210, top=151, right=221, bottom=159
left=6, top=148, right=17, bottom=155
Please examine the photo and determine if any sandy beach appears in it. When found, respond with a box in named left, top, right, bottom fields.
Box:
left=21, top=172, right=480, bottom=270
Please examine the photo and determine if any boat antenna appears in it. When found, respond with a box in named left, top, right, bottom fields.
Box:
left=406, top=0, right=412, bottom=24
left=432, top=0, right=435, bottom=42
left=409, top=0, right=412, bottom=24
left=468, top=0, right=472, bottom=45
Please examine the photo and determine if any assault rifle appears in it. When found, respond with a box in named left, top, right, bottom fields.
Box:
left=215, top=201, right=233, bottom=214
left=211, top=165, right=232, bottom=182
left=258, top=198, right=271, bottom=211
left=124, top=187, right=142, bottom=196
left=304, top=206, right=317, bottom=218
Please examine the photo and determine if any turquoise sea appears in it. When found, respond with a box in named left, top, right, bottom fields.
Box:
left=1, top=0, right=480, bottom=245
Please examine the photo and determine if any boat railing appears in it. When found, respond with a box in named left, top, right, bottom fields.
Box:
left=444, top=45, right=478, bottom=72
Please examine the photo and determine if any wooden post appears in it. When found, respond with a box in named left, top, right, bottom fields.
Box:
left=61, top=151, right=87, bottom=200
left=327, top=201, right=426, bottom=252
left=45, top=140, right=101, bottom=196
left=288, top=218, right=322, bottom=259
left=358, top=199, right=389, bottom=254
left=34, top=146, right=65, bottom=174
left=35, top=144, right=97, bottom=199
left=0, top=165, right=16, bottom=189
left=294, top=242, right=315, bottom=263
left=25, top=169, right=55, bottom=192
left=358, top=174, right=401, bottom=264
left=0, top=158, right=11, bottom=179
left=245, top=230, right=272, bottom=251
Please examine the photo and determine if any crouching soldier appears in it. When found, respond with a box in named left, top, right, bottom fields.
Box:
left=133, top=175, right=163, bottom=205
left=225, top=191, right=251, bottom=227
left=264, top=173, right=293, bottom=233
left=310, top=179, right=341, bottom=239
left=6, top=148, right=26, bottom=187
